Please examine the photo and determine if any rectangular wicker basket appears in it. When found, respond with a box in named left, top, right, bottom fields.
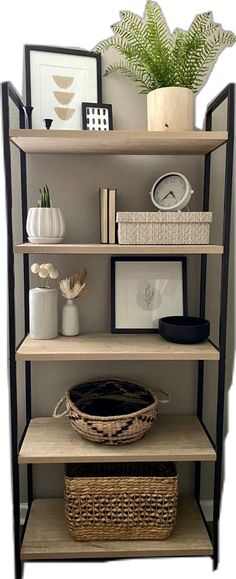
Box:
left=65, top=462, right=178, bottom=541
left=117, top=211, right=212, bottom=245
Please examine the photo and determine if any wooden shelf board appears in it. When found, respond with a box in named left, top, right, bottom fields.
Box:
left=21, top=497, right=213, bottom=560
left=10, top=129, right=228, bottom=155
left=18, top=415, right=216, bottom=464
left=14, top=243, right=224, bottom=255
left=16, top=333, right=219, bottom=361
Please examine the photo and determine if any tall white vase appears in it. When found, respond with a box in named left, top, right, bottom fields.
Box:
left=30, top=288, right=58, bottom=339
left=62, top=299, right=79, bottom=336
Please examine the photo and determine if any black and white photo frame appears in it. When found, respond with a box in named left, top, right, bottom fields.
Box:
left=82, top=102, right=113, bottom=131
left=25, top=45, right=102, bottom=129
left=111, top=256, right=188, bottom=333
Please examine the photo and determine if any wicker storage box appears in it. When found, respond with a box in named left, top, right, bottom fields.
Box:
left=117, top=211, right=212, bottom=245
left=65, top=462, right=178, bottom=541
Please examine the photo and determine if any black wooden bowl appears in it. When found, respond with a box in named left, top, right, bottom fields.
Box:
left=159, top=316, right=210, bottom=344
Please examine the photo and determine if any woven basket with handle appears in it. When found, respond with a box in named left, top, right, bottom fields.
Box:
left=65, top=462, right=178, bottom=541
left=53, top=378, right=169, bottom=445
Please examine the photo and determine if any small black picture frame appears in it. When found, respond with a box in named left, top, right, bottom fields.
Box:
left=25, top=45, right=102, bottom=129
left=111, top=256, right=188, bottom=334
left=82, top=102, right=113, bottom=131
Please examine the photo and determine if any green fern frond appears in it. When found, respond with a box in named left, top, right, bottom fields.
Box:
left=94, top=1, right=236, bottom=94
left=93, top=36, right=118, bottom=53
left=104, top=61, right=154, bottom=92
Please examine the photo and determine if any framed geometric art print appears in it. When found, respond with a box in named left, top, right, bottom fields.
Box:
left=82, top=102, right=113, bottom=131
left=25, top=45, right=102, bottom=129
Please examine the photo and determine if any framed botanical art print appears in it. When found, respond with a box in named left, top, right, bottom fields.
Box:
left=25, top=45, right=102, bottom=129
left=111, top=256, right=187, bottom=333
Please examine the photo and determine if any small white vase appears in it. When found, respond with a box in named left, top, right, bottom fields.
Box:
left=26, top=207, right=65, bottom=243
left=62, top=299, right=79, bottom=336
left=29, top=288, right=58, bottom=339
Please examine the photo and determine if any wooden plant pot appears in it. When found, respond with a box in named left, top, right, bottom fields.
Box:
left=147, top=87, right=194, bottom=131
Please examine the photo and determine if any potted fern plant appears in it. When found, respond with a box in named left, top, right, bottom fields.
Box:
left=26, top=184, right=65, bottom=243
left=95, top=1, right=236, bottom=130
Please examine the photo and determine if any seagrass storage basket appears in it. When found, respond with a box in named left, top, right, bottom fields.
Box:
left=65, top=462, right=178, bottom=541
left=117, top=211, right=212, bottom=245
left=53, top=379, right=169, bottom=445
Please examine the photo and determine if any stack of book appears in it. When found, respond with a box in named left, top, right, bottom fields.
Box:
left=99, top=187, right=117, bottom=244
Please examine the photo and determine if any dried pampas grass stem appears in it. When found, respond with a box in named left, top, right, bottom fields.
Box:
left=59, top=267, right=88, bottom=300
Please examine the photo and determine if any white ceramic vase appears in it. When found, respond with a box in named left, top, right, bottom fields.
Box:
left=26, top=207, right=65, bottom=243
left=29, top=288, right=58, bottom=339
left=147, top=87, right=194, bottom=131
left=62, top=299, right=79, bottom=336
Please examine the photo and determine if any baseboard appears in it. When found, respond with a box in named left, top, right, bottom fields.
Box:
left=20, top=499, right=213, bottom=526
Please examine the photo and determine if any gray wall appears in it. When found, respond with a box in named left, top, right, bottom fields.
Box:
left=10, top=49, right=234, bottom=503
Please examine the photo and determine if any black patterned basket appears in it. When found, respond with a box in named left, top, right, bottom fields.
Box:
left=53, top=379, right=169, bottom=445
left=65, top=462, right=178, bottom=541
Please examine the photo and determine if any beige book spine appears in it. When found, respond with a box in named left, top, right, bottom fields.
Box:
left=108, top=188, right=117, bottom=244
left=99, top=188, right=109, bottom=243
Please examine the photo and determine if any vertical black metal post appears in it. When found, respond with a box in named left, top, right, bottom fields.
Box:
left=2, top=82, right=22, bottom=579
left=195, top=111, right=212, bottom=503
left=212, top=84, right=235, bottom=569
left=19, top=97, right=33, bottom=508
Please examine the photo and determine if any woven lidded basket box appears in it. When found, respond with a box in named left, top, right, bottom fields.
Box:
left=65, top=462, right=178, bottom=541
left=117, top=211, right=212, bottom=245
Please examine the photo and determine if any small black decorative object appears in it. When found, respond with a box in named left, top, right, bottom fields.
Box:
left=22, top=105, right=34, bottom=128
left=82, top=102, right=113, bottom=131
left=43, top=118, right=53, bottom=130
left=159, top=316, right=210, bottom=344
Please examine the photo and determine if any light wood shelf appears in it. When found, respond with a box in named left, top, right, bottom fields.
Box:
left=16, top=333, right=219, bottom=361
left=21, top=497, right=213, bottom=560
left=18, top=415, right=216, bottom=464
left=14, top=243, right=224, bottom=255
left=10, top=129, right=227, bottom=155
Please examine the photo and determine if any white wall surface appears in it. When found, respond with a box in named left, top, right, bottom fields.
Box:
left=0, top=1, right=236, bottom=579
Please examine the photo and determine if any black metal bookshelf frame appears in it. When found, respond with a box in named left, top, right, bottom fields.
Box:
left=1, top=80, right=234, bottom=578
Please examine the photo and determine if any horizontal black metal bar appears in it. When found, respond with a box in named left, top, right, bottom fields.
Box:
left=198, top=418, right=216, bottom=450
left=15, top=333, right=28, bottom=352
left=18, top=422, right=30, bottom=452
left=196, top=499, right=213, bottom=543
left=20, top=503, right=31, bottom=543
left=207, top=337, right=220, bottom=352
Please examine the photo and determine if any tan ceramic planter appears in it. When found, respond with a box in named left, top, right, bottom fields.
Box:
left=147, top=86, right=194, bottom=131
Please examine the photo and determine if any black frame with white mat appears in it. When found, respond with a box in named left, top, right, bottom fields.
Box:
left=82, top=102, right=113, bottom=130
left=25, top=45, right=102, bottom=129
left=111, top=256, right=188, bottom=333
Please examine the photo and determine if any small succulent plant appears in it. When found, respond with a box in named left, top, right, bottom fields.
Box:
left=59, top=267, right=87, bottom=300
left=31, top=262, right=59, bottom=288
left=38, top=184, right=51, bottom=208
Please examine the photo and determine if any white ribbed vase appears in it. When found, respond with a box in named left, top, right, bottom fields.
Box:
left=26, top=207, right=65, bottom=243
left=29, top=288, right=58, bottom=339
left=62, top=299, right=79, bottom=336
